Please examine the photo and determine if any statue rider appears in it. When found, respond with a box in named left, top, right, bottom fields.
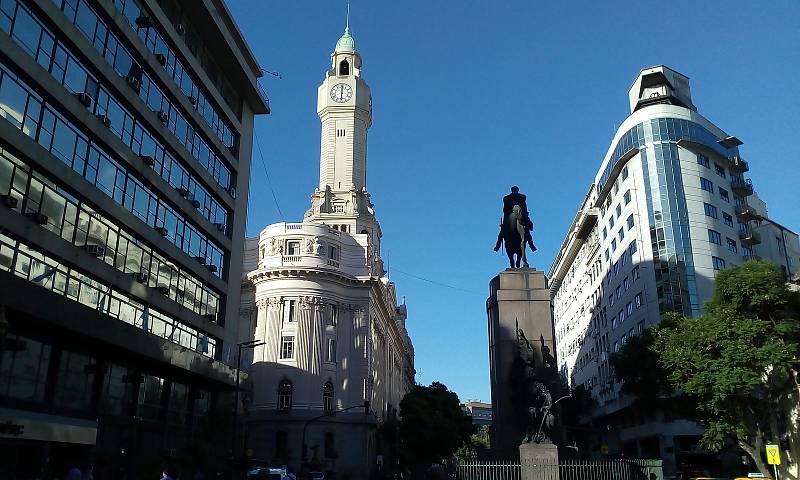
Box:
left=494, top=186, right=536, bottom=253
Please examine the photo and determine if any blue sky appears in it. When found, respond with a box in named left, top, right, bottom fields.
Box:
left=228, top=1, right=800, bottom=403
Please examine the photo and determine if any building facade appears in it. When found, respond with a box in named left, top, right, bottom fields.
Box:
left=463, top=400, right=492, bottom=428
left=0, top=0, right=268, bottom=478
left=548, top=66, right=800, bottom=475
left=240, top=24, right=414, bottom=480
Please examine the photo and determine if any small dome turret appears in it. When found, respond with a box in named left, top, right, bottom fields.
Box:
left=335, top=26, right=357, bottom=53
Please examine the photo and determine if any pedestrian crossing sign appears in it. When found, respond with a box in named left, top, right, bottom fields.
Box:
left=766, top=444, right=781, bottom=465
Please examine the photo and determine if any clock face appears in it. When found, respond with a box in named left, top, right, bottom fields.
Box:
left=330, top=83, right=353, bottom=103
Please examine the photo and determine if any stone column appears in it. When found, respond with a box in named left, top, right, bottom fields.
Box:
left=252, top=300, right=268, bottom=363
left=296, top=297, right=313, bottom=371
left=309, top=299, right=325, bottom=375
left=264, top=297, right=281, bottom=362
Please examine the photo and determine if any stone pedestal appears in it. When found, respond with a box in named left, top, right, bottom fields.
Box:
left=519, top=443, right=559, bottom=480
left=486, top=268, right=556, bottom=452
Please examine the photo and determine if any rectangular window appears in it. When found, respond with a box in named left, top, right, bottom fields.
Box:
left=622, top=166, right=629, bottom=180
left=637, top=321, right=645, bottom=334
left=697, top=154, right=710, bottom=168
left=614, top=341, right=620, bottom=352
left=326, top=338, right=337, bottom=363
left=613, top=261, right=619, bottom=275
left=742, top=245, right=753, bottom=259
left=327, top=304, right=338, bottom=326
left=619, top=309, right=625, bottom=324
left=280, top=336, right=295, bottom=359
left=727, top=238, right=737, bottom=253
left=618, top=228, right=625, bottom=241
left=611, top=239, right=617, bottom=251
left=627, top=215, right=634, bottom=230
left=602, top=227, right=607, bottom=239
left=704, top=203, right=718, bottom=219
left=609, top=216, right=615, bottom=228
left=632, top=266, right=640, bottom=281
left=715, top=163, right=726, bottom=178
left=609, top=294, right=615, bottom=307
left=604, top=249, right=609, bottom=261
left=286, top=240, right=300, bottom=255
left=708, top=229, right=722, bottom=245
left=616, top=286, right=622, bottom=299
left=620, top=251, right=627, bottom=267
left=719, top=187, right=730, bottom=203
left=626, top=302, right=633, bottom=315
left=700, top=177, right=714, bottom=192
left=285, top=300, right=296, bottom=323
left=329, top=245, right=339, bottom=260
left=624, top=190, right=631, bottom=205
left=628, top=242, right=638, bottom=256
left=612, top=315, right=617, bottom=329
left=616, top=204, right=622, bottom=218
left=635, top=293, right=642, bottom=308
left=623, top=276, right=630, bottom=291
left=712, top=256, right=726, bottom=271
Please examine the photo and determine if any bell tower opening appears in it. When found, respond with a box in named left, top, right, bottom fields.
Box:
left=339, top=59, right=350, bottom=76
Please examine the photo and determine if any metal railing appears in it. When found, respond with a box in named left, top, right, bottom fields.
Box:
left=455, top=459, right=663, bottom=480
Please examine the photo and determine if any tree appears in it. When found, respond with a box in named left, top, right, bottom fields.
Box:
left=649, top=261, right=800, bottom=479
left=455, top=425, right=490, bottom=463
left=398, top=382, right=473, bottom=468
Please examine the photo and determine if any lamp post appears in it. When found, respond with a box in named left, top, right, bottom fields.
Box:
left=301, top=401, right=370, bottom=472
left=232, top=340, right=265, bottom=470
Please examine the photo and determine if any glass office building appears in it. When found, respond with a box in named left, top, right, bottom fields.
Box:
left=549, top=66, right=800, bottom=476
left=0, top=0, right=268, bottom=478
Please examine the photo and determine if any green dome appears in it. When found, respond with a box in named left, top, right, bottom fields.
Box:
left=335, top=26, right=357, bottom=53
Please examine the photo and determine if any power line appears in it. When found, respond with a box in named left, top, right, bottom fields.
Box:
left=390, top=267, right=482, bottom=295
left=253, top=128, right=285, bottom=221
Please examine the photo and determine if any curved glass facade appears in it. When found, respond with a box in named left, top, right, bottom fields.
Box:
left=601, top=117, right=738, bottom=318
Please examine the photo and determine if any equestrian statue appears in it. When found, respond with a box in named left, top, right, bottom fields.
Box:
left=494, top=186, right=537, bottom=268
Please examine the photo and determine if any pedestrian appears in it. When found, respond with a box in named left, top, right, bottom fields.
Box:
left=161, top=466, right=180, bottom=480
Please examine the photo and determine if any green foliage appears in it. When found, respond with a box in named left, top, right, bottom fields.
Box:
left=652, top=261, right=800, bottom=451
left=611, top=325, right=673, bottom=399
left=398, top=382, right=473, bottom=467
left=455, top=425, right=490, bottom=463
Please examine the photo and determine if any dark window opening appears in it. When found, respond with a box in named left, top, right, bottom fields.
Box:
left=339, top=60, right=349, bottom=76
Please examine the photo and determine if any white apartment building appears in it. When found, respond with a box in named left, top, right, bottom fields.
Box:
left=548, top=66, right=800, bottom=475
left=239, top=24, right=414, bottom=480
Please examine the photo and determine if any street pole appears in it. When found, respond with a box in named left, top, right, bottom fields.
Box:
left=774, top=464, right=779, bottom=480
left=232, top=340, right=265, bottom=475
left=301, top=401, right=370, bottom=472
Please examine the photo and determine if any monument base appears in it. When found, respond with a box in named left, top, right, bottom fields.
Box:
left=519, top=442, right=559, bottom=480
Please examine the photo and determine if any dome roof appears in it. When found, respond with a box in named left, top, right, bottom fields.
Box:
left=335, top=26, right=357, bottom=53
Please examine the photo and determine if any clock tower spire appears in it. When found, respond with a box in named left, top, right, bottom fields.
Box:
left=306, top=17, right=381, bottom=255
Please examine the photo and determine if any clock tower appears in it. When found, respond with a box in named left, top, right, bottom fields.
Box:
left=306, top=20, right=382, bottom=259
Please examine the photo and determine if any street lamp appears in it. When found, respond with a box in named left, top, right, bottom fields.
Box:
left=232, top=340, right=266, bottom=465
left=301, top=401, right=370, bottom=471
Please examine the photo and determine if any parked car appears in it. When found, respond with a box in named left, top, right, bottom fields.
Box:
left=308, top=472, right=325, bottom=480
left=247, top=467, right=291, bottom=480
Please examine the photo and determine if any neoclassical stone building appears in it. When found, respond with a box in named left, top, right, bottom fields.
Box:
left=239, top=23, right=414, bottom=479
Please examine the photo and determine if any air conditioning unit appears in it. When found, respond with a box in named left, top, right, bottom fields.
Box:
left=175, top=23, right=186, bottom=35
left=214, top=222, right=226, bottom=232
left=1, top=194, right=18, bottom=208
left=154, top=226, right=169, bottom=236
left=156, top=285, right=170, bottom=296
left=190, top=198, right=201, bottom=208
left=194, top=256, right=207, bottom=265
left=135, top=15, right=153, bottom=28
left=134, top=271, right=148, bottom=283
left=75, top=92, right=92, bottom=107
left=141, top=155, right=155, bottom=166
left=25, top=212, right=48, bottom=225
left=84, top=244, right=105, bottom=257
left=155, top=53, right=167, bottom=66
left=188, top=96, right=197, bottom=106
left=228, top=187, right=236, bottom=199
left=158, top=111, right=169, bottom=123
left=96, top=114, right=111, bottom=128
left=177, top=187, right=189, bottom=198
left=126, top=75, right=141, bottom=90
left=206, top=264, right=218, bottom=273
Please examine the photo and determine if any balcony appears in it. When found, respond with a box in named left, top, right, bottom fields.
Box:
left=735, top=205, right=760, bottom=222
left=575, top=207, right=599, bottom=240
left=731, top=177, right=754, bottom=197
left=739, top=230, right=762, bottom=246
left=729, top=156, right=749, bottom=174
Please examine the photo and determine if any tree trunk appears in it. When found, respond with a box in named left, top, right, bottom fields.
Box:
left=741, top=438, right=773, bottom=480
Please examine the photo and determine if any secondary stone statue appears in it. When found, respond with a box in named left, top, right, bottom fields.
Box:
left=494, top=186, right=537, bottom=268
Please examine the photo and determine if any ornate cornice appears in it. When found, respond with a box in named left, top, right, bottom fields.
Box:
left=248, top=266, right=372, bottom=288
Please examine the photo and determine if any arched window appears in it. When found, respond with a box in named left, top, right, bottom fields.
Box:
left=360, top=229, right=368, bottom=235
left=278, top=378, right=293, bottom=411
left=323, top=381, right=334, bottom=412
left=339, top=59, right=349, bottom=76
